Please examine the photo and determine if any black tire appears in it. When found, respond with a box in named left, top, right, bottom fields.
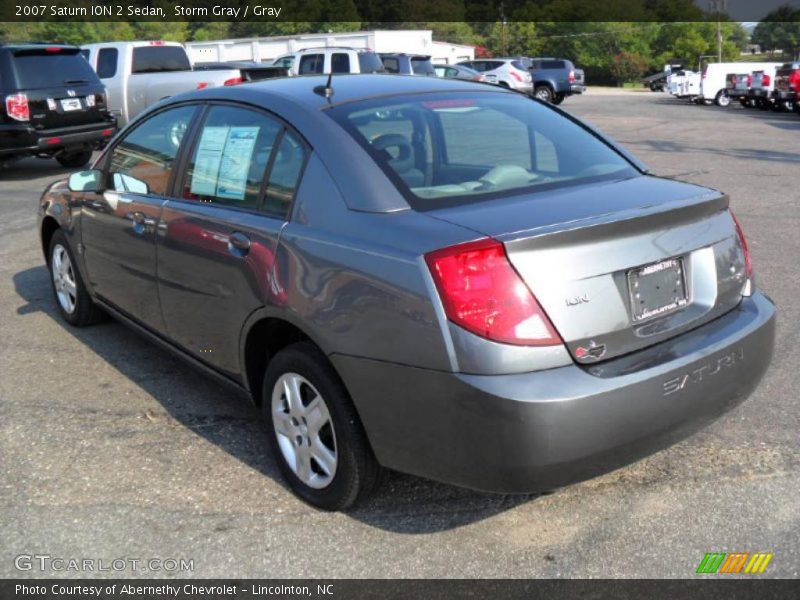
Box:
left=48, top=229, right=105, bottom=327
left=551, top=93, right=566, bottom=105
left=56, top=151, right=93, bottom=169
left=715, top=90, right=731, bottom=107
left=533, top=85, right=553, bottom=103
left=262, top=342, right=382, bottom=511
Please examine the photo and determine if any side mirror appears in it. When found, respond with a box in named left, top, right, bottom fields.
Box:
left=68, top=169, right=104, bottom=193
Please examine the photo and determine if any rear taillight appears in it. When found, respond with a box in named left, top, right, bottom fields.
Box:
left=509, top=70, right=523, bottom=83
left=568, top=70, right=575, bottom=82
left=196, top=82, right=209, bottom=90
left=5, top=93, right=29, bottom=121
left=790, top=70, right=800, bottom=91
left=762, top=74, right=770, bottom=86
left=746, top=75, right=752, bottom=87
left=730, top=210, right=753, bottom=280
left=425, top=238, right=563, bottom=346
left=223, top=76, right=244, bottom=86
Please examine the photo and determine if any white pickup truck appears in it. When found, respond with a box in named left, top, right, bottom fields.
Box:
left=81, top=41, right=242, bottom=126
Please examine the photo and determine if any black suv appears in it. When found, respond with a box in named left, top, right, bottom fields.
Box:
left=0, top=43, right=116, bottom=168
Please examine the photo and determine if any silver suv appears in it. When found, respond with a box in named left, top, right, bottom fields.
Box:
left=457, top=58, right=533, bottom=94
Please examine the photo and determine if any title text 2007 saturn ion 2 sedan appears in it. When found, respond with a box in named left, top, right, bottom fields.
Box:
left=39, top=75, right=775, bottom=510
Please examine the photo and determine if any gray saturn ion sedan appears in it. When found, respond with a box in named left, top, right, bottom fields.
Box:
left=38, top=75, right=775, bottom=510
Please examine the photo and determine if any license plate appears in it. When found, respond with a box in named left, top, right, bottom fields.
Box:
left=60, top=98, right=82, bottom=111
left=628, top=257, right=688, bottom=322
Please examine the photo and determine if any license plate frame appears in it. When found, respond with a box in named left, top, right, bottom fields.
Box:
left=60, top=98, right=83, bottom=112
left=628, top=257, right=688, bottom=322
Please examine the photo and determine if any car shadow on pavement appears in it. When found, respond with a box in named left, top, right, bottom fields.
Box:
left=0, top=157, right=77, bottom=182
left=13, top=265, right=537, bottom=532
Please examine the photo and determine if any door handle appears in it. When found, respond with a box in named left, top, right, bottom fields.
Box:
left=131, top=211, right=157, bottom=234
left=228, top=231, right=251, bottom=256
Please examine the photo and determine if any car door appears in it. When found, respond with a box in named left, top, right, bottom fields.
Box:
left=81, top=104, right=198, bottom=330
left=158, top=103, right=309, bottom=378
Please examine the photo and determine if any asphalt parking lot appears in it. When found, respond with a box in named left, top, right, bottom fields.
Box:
left=1, top=91, right=798, bottom=579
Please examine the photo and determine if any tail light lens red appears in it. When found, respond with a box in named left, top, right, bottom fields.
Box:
left=746, top=75, right=752, bottom=87
left=762, top=74, right=770, bottom=86
left=425, top=238, right=563, bottom=346
left=223, top=76, right=244, bottom=86
left=790, top=70, right=800, bottom=91
left=509, top=70, right=523, bottom=83
left=730, top=210, right=753, bottom=280
left=5, top=93, right=29, bottom=121
left=568, top=70, right=576, bottom=82
left=196, top=82, right=209, bottom=90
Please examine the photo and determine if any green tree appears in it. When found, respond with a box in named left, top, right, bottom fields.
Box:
left=752, top=5, right=800, bottom=60
left=609, top=50, right=648, bottom=84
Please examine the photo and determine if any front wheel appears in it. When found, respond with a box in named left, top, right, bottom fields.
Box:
left=56, top=151, right=93, bottom=169
left=262, top=342, right=382, bottom=511
left=48, top=229, right=105, bottom=326
left=533, top=85, right=553, bottom=103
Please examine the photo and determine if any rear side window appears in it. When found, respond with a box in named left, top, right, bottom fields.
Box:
left=358, top=52, right=384, bottom=73
left=11, top=51, right=99, bottom=89
left=511, top=60, right=528, bottom=71
left=132, top=46, right=191, bottom=74
left=107, top=105, right=197, bottom=196
left=541, top=60, right=566, bottom=69
left=96, top=48, right=118, bottom=79
left=263, top=131, right=308, bottom=217
left=183, top=105, right=283, bottom=210
left=331, top=53, right=350, bottom=74
left=381, top=56, right=400, bottom=74
left=298, top=54, right=323, bottom=75
left=411, top=57, right=435, bottom=75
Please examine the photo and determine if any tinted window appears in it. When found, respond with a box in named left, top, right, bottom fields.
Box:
left=272, top=56, right=294, bottom=68
left=12, top=51, right=99, bottom=89
left=298, top=54, right=323, bottom=75
left=183, top=106, right=283, bottom=210
left=511, top=60, right=528, bottom=71
left=108, top=105, right=196, bottom=196
left=331, top=53, right=350, bottom=73
left=132, top=46, right=191, bottom=74
left=330, top=94, right=636, bottom=208
left=358, top=52, right=384, bottom=73
left=382, top=56, right=400, bottom=74
left=264, top=131, right=307, bottom=217
left=411, top=57, right=435, bottom=75
left=96, top=48, right=118, bottom=79
left=541, top=60, right=566, bottom=69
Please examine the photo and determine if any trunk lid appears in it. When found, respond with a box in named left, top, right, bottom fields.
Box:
left=429, top=176, right=748, bottom=363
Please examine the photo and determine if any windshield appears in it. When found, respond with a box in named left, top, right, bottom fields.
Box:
left=328, top=92, right=638, bottom=209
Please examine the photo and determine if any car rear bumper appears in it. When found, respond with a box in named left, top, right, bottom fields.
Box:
left=333, top=291, right=775, bottom=493
left=771, top=90, right=798, bottom=102
left=748, top=89, right=770, bottom=99
left=0, top=119, right=117, bottom=156
left=570, top=84, right=586, bottom=94
left=727, top=90, right=747, bottom=98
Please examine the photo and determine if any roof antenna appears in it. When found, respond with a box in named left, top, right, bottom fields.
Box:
left=313, top=72, right=334, bottom=100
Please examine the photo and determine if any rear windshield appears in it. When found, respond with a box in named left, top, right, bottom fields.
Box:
left=12, top=50, right=99, bottom=89
left=328, top=93, right=637, bottom=209
left=132, top=46, right=191, bottom=74
left=358, top=52, right=385, bottom=74
left=411, top=57, right=435, bottom=75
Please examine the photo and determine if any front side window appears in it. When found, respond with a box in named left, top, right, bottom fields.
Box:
left=298, top=54, right=323, bottom=75
left=182, top=106, right=282, bottom=210
left=329, top=93, right=637, bottom=209
left=107, top=105, right=196, bottom=196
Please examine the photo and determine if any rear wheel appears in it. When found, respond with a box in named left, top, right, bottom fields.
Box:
left=715, top=91, right=731, bottom=107
left=55, top=151, right=93, bottom=169
left=534, top=85, right=553, bottom=103
left=48, top=229, right=105, bottom=326
left=262, top=342, right=382, bottom=511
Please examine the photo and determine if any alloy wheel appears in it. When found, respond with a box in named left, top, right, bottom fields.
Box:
left=51, top=244, right=77, bottom=314
left=271, top=372, right=338, bottom=489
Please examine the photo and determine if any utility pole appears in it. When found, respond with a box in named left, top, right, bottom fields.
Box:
left=709, top=0, right=728, bottom=62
